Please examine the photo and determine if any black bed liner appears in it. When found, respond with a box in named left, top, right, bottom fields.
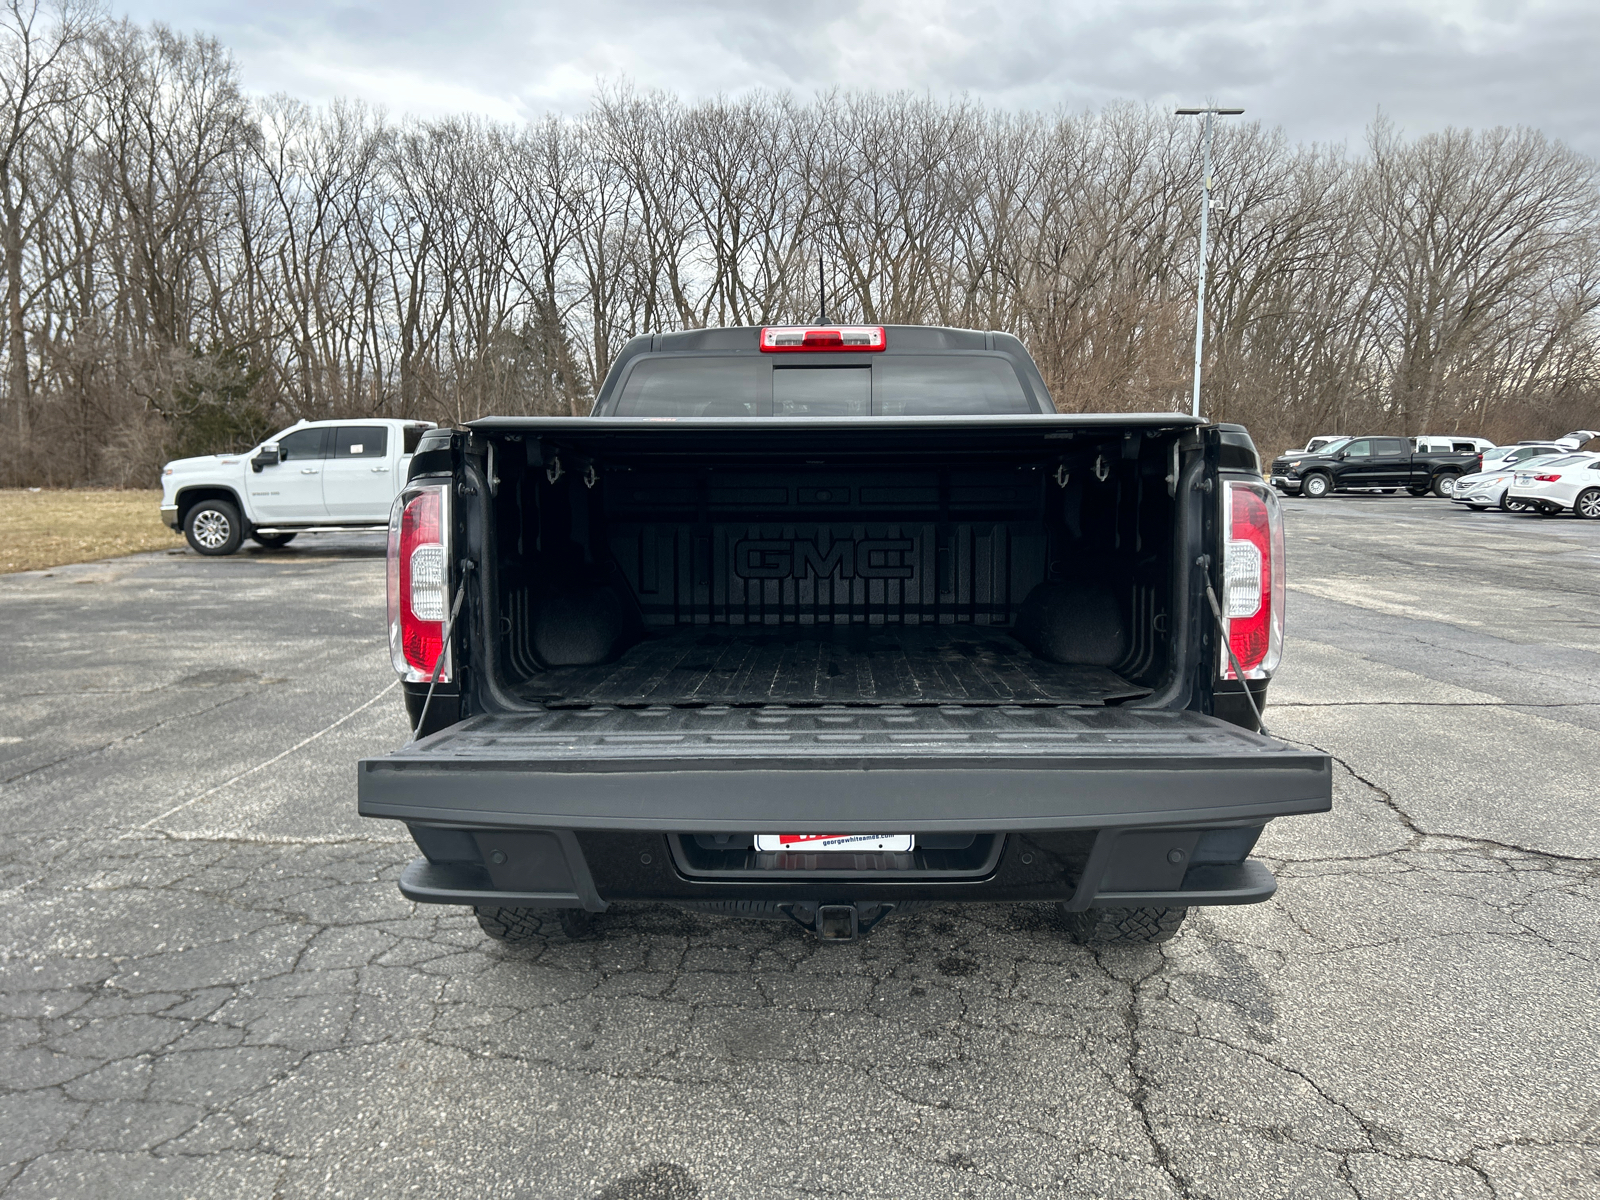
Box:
left=514, top=626, right=1146, bottom=708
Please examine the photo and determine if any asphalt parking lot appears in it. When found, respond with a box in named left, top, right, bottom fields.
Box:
left=3, top=497, right=1598, bottom=1199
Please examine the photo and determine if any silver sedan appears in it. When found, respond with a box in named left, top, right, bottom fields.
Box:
left=1450, top=455, right=1571, bottom=511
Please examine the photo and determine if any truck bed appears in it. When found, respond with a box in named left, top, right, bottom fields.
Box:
left=513, top=625, right=1148, bottom=707
left=364, top=339, right=1333, bottom=929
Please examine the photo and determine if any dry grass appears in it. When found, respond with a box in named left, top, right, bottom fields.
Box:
left=0, top=489, right=183, bottom=573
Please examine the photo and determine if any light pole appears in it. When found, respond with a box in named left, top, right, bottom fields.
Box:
left=1175, top=106, right=1244, bottom=419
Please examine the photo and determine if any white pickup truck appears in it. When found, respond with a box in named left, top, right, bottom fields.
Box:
left=160, top=418, right=435, bottom=555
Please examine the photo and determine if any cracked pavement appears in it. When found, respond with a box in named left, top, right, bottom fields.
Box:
left=2, top=500, right=1598, bottom=1199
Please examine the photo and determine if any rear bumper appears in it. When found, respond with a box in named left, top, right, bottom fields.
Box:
left=396, top=849, right=1281, bottom=912
left=1504, top=487, right=1569, bottom=512
left=360, top=707, right=1331, bottom=912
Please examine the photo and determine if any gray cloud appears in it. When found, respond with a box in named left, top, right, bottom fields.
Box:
left=120, top=0, right=1600, bottom=153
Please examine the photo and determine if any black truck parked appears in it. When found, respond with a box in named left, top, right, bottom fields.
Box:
left=358, top=324, right=1331, bottom=946
left=1268, top=436, right=1479, bottom=499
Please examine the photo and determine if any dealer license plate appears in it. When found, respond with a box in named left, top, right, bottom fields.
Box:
left=755, top=834, right=915, bottom=852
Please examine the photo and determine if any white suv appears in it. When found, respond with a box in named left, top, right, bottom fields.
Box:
left=1413, top=435, right=1496, bottom=454
left=160, top=419, right=434, bottom=555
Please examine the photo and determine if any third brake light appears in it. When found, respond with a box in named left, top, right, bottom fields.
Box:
left=760, top=326, right=886, bottom=352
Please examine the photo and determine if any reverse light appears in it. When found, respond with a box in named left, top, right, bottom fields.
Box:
left=388, top=482, right=451, bottom=682
left=759, top=325, right=887, bottom=352
left=1221, top=480, right=1285, bottom=680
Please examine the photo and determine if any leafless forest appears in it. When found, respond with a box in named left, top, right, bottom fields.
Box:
left=4, top=2, right=1599, bottom=486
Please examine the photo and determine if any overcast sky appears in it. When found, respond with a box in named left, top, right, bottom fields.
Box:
left=119, top=0, right=1599, bottom=155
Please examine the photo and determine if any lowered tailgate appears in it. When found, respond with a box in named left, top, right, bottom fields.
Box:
left=359, top=706, right=1332, bottom=832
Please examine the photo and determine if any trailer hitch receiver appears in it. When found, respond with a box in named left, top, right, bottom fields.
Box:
left=815, top=904, right=859, bottom=941
left=781, top=902, right=902, bottom=941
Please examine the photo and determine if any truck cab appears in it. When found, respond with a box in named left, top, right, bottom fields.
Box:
left=160, top=418, right=434, bottom=555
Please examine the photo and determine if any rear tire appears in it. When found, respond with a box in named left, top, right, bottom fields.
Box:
left=1301, top=473, right=1331, bottom=499
left=1502, top=495, right=1530, bottom=513
left=183, top=500, right=243, bottom=556
left=1058, top=905, right=1189, bottom=945
left=1408, top=486, right=1429, bottom=497
left=249, top=531, right=297, bottom=548
left=1431, top=473, right=1459, bottom=498
left=474, top=906, right=595, bottom=942
left=1576, top=488, right=1600, bottom=520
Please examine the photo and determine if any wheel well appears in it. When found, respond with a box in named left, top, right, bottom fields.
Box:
left=175, top=487, right=245, bottom=527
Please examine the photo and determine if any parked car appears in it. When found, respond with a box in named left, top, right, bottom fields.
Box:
left=356, top=323, right=1332, bottom=948
left=1475, top=443, right=1568, bottom=477
left=161, top=418, right=435, bottom=555
left=1504, top=453, right=1600, bottom=518
left=1281, top=435, right=1348, bottom=457
left=1450, top=455, right=1572, bottom=512
left=1268, top=436, right=1478, bottom=498
left=1413, top=435, right=1496, bottom=455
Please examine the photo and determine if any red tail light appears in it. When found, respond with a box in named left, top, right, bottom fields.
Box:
left=759, top=325, right=886, bottom=352
left=1221, top=480, right=1284, bottom=680
left=1532, top=474, right=1561, bottom=482
left=388, top=482, right=451, bottom=682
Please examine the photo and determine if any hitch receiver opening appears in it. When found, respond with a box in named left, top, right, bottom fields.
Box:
left=816, top=905, right=859, bottom=942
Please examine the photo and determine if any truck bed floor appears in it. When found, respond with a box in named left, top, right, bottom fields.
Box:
left=513, top=626, right=1146, bottom=707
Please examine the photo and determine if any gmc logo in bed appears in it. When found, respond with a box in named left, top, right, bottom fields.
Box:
left=733, top=539, right=914, bottom=580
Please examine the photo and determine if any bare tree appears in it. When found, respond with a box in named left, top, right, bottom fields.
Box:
left=0, top=0, right=96, bottom=481
left=3, top=50, right=1598, bottom=484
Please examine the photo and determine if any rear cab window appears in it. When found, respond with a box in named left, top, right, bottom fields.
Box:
left=334, top=426, right=388, bottom=458
left=610, top=354, right=1039, bottom=417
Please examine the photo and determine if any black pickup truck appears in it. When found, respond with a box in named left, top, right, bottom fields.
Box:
left=359, top=324, right=1331, bottom=946
left=1268, top=436, right=1479, bottom=499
